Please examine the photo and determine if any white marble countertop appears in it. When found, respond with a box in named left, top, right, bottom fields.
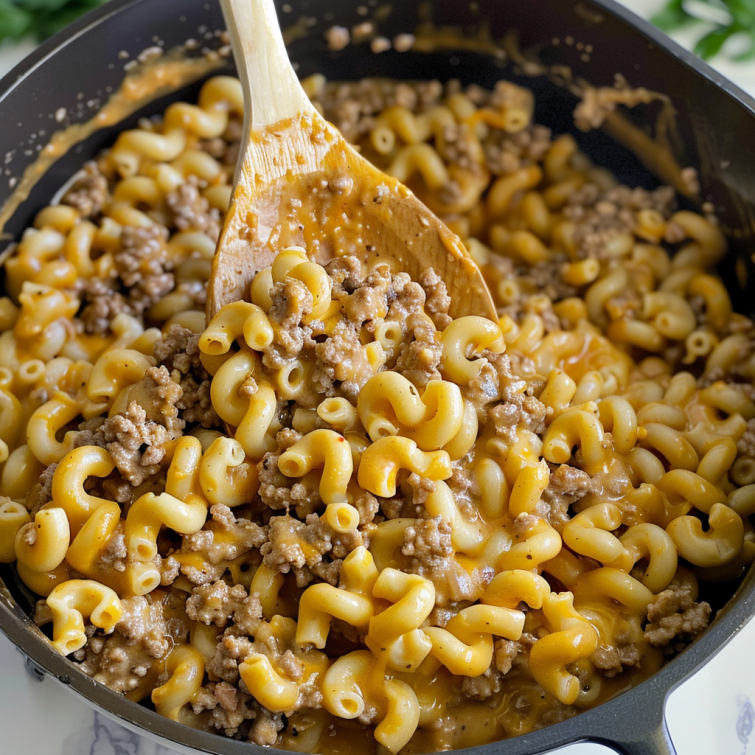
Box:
left=3, top=0, right=755, bottom=753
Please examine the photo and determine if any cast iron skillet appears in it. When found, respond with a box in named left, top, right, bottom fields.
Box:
left=1, top=1, right=755, bottom=754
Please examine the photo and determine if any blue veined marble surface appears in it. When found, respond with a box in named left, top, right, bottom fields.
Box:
left=737, top=694, right=754, bottom=755
left=62, top=712, right=172, bottom=755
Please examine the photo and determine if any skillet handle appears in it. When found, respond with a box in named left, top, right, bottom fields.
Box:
left=604, top=715, right=677, bottom=755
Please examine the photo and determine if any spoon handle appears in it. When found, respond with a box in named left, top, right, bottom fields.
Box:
left=219, top=0, right=313, bottom=132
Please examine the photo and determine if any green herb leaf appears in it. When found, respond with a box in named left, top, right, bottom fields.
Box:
left=651, top=0, right=755, bottom=61
left=652, top=0, right=696, bottom=32
left=694, top=24, right=737, bottom=58
left=725, top=0, right=755, bottom=28
left=0, top=5, right=32, bottom=41
left=19, top=0, right=76, bottom=11
left=0, top=0, right=108, bottom=47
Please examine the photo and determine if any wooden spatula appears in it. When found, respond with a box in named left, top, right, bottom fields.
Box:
left=210, top=0, right=496, bottom=321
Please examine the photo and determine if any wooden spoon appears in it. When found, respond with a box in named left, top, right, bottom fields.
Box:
left=209, top=0, right=497, bottom=321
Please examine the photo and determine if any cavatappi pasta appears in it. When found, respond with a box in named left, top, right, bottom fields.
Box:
left=0, top=72, right=753, bottom=753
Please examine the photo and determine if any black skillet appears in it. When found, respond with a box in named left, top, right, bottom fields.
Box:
left=1, top=1, right=755, bottom=754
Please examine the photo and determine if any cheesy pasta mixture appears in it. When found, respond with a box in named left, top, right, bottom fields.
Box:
left=0, top=73, right=753, bottom=753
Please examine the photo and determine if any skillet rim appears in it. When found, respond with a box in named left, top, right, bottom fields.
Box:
left=0, top=0, right=754, bottom=753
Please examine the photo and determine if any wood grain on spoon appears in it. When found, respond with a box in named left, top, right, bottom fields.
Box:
left=210, top=0, right=496, bottom=321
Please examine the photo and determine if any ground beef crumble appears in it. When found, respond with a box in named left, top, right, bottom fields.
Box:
left=393, top=312, right=443, bottom=386
left=490, top=393, right=547, bottom=443
left=402, top=516, right=453, bottom=559
left=461, top=634, right=536, bottom=700
left=419, top=268, right=452, bottom=330
left=404, top=519, right=491, bottom=605
left=75, top=365, right=184, bottom=485
left=266, top=278, right=314, bottom=362
left=78, top=279, right=131, bottom=336
left=154, top=324, right=221, bottom=427
left=188, top=504, right=268, bottom=564
left=737, top=417, right=755, bottom=459
left=257, top=429, right=311, bottom=513
left=564, top=184, right=675, bottom=260
left=312, top=319, right=372, bottom=400
left=540, top=463, right=600, bottom=532
left=186, top=580, right=263, bottom=634
left=166, top=177, right=222, bottom=241
left=78, top=223, right=176, bottom=334
left=191, top=682, right=256, bottom=737
left=591, top=639, right=642, bottom=677
left=25, top=461, right=58, bottom=515
left=61, top=160, right=109, bottom=218
left=115, top=225, right=175, bottom=308
left=260, top=513, right=360, bottom=587
left=249, top=709, right=284, bottom=746
left=644, top=583, right=711, bottom=652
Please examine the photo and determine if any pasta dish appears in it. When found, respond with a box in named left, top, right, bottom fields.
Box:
left=0, top=71, right=751, bottom=753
